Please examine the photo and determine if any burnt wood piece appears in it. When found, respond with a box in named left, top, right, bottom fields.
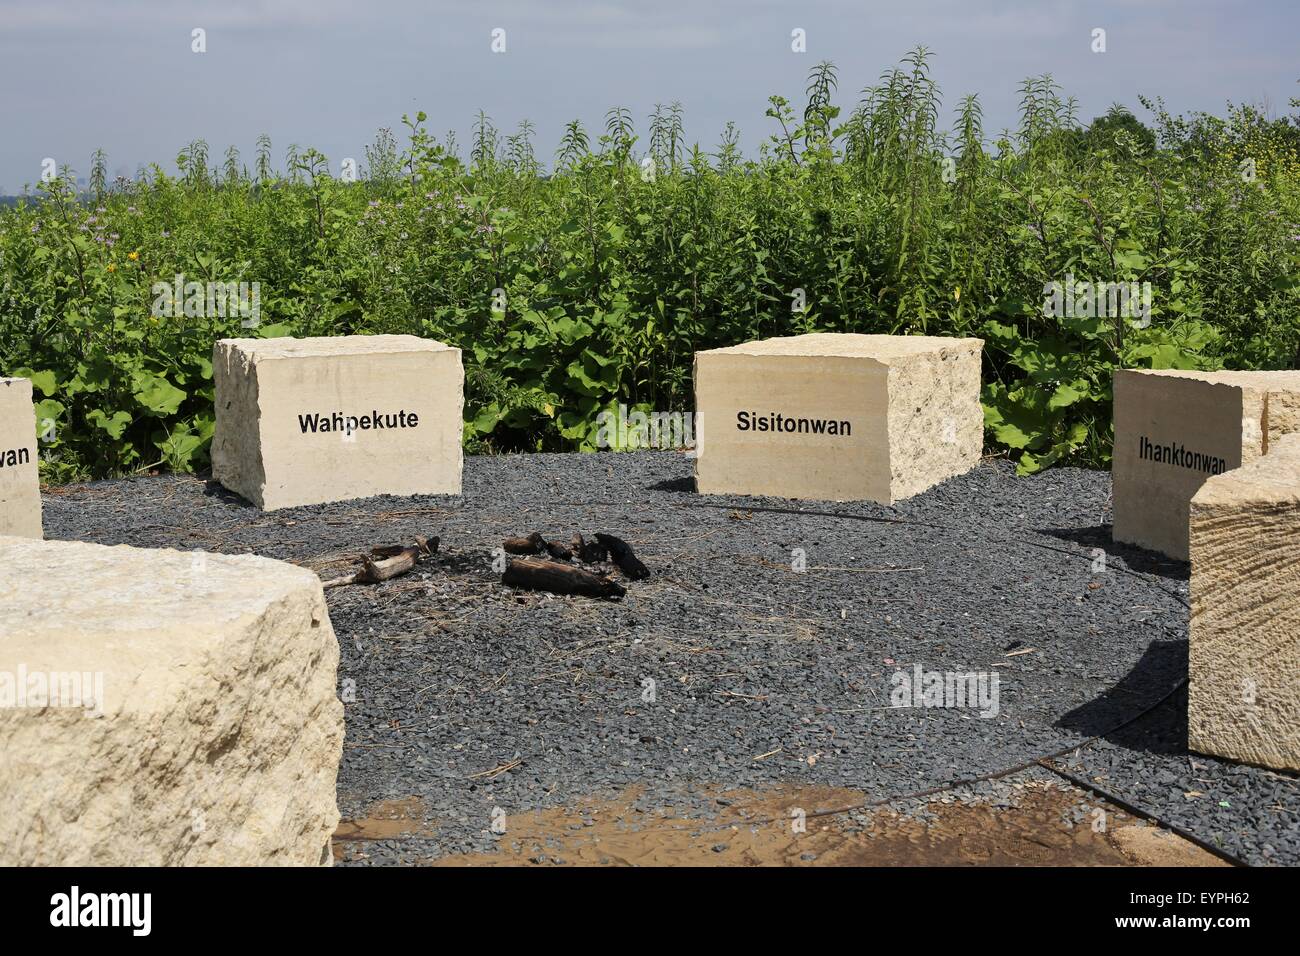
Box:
left=503, top=532, right=546, bottom=555
left=502, top=557, right=626, bottom=599
left=594, top=533, right=650, bottom=580
left=570, top=533, right=608, bottom=564
left=544, top=539, right=574, bottom=561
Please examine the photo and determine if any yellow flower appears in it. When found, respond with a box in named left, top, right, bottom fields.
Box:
left=953, top=286, right=961, bottom=302
left=128, top=251, right=139, bottom=261
left=106, top=263, right=116, bottom=272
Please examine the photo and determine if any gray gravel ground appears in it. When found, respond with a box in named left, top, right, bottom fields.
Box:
left=41, top=451, right=1298, bottom=865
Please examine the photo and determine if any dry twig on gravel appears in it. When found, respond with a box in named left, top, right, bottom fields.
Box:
left=321, top=536, right=439, bottom=589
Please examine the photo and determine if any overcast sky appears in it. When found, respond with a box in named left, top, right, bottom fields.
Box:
left=0, top=0, right=1296, bottom=189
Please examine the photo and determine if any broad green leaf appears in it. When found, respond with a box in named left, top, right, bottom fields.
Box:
left=87, top=408, right=133, bottom=439
left=132, top=372, right=187, bottom=416
left=1048, top=381, right=1089, bottom=410
left=472, top=403, right=503, bottom=435
left=12, top=368, right=58, bottom=396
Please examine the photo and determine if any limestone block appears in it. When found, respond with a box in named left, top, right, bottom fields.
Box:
left=0, top=377, right=42, bottom=539
left=1188, top=433, right=1300, bottom=771
left=0, top=538, right=344, bottom=865
left=1112, top=369, right=1300, bottom=560
left=693, top=333, right=984, bottom=503
left=212, top=334, right=463, bottom=510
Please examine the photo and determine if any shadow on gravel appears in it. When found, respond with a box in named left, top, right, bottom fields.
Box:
left=1056, top=641, right=1188, bottom=755
left=201, top=479, right=255, bottom=508
left=1038, top=525, right=1189, bottom=580
left=647, top=476, right=695, bottom=494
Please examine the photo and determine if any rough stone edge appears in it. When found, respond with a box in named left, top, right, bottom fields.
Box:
left=0, top=376, right=43, bottom=539
left=211, top=340, right=267, bottom=508
left=1187, top=433, right=1300, bottom=771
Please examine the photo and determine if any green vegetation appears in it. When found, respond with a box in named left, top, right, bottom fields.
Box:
left=2, top=49, right=1298, bottom=482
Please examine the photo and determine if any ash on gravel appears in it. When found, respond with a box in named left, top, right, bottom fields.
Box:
left=40, top=452, right=1298, bottom=866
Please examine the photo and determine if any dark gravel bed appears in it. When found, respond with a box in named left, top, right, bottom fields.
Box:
left=40, top=452, right=1298, bottom=866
